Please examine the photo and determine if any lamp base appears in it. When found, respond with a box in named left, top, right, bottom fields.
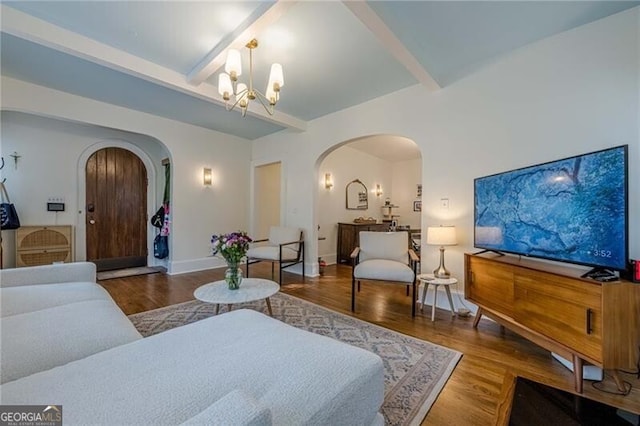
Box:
left=433, top=267, right=450, bottom=279
left=433, top=246, right=450, bottom=278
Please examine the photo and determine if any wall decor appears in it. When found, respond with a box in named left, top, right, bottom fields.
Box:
left=416, top=184, right=422, bottom=198
left=413, top=200, right=422, bottom=212
left=346, top=179, right=368, bottom=210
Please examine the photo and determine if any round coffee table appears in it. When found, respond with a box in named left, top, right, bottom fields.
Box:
left=194, top=278, right=279, bottom=316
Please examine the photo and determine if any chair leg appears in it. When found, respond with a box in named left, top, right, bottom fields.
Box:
left=411, top=281, right=417, bottom=317
left=406, top=285, right=409, bottom=296
left=351, top=277, right=356, bottom=312
left=246, top=260, right=249, bottom=278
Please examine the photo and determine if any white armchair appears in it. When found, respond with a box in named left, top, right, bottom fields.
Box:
left=351, top=231, right=419, bottom=316
left=246, top=226, right=305, bottom=285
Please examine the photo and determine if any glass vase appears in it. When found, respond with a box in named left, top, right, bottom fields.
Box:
left=225, top=263, right=243, bottom=290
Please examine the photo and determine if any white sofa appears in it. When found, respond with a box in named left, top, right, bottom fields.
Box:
left=0, top=263, right=385, bottom=425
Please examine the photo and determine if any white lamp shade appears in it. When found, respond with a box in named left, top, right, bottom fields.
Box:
left=265, top=86, right=278, bottom=104
left=218, top=73, right=232, bottom=96
left=426, top=226, right=457, bottom=246
left=268, top=63, right=284, bottom=89
left=225, top=49, right=242, bottom=77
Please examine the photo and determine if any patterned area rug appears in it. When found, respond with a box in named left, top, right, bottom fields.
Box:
left=129, top=292, right=462, bottom=426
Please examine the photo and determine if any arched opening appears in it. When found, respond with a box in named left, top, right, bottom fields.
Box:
left=314, top=134, right=422, bottom=272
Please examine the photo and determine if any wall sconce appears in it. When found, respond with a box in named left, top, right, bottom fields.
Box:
left=203, top=168, right=213, bottom=186
left=375, top=184, right=383, bottom=197
left=324, top=173, right=333, bottom=189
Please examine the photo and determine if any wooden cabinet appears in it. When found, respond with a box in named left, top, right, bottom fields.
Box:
left=465, top=253, right=640, bottom=393
left=336, top=222, right=388, bottom=264
left=16, top=225, right=73, bottom=267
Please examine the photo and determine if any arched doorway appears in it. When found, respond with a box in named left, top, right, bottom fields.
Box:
left=315, top=134, right=422, bottom=269
left=85, top=147, right=147, bottom=271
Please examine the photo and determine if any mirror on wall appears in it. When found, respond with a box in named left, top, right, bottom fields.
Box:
left=346, top=179, right=368, bottom=210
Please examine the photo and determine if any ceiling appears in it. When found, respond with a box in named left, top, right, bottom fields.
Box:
left=1, top=1, right=638, bottom=144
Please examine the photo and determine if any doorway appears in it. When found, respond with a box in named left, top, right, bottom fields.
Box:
left=253, top=162, right=281, bottom=239
left=85, top=147, right=147, bottom=271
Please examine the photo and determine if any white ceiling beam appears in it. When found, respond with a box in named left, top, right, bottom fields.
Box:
left=187, top=1, right=297, bottom=86
left=0, top=5, right=307, bottom=131
left=343, top=0, right=440, bottom=92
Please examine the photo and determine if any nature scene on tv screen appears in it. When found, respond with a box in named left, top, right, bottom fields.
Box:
left=474, top=147, right=626, bottom=270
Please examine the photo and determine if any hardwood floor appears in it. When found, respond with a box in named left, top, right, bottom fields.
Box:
left=99, top=263, right=640, bottom=425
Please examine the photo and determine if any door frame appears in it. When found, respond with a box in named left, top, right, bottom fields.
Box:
left=250, top=158, right=286, bottom=239
left=77, top=140, right=158, bottom=266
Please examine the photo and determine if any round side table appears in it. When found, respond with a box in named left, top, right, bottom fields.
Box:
left=417, top=273, right=457, bottom=321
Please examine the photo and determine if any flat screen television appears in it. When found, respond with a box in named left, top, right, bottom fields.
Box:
left=474, top=145, right=628, bottom=274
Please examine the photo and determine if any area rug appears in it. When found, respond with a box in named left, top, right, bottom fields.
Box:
left=129, top=292, right=462, bottom=426
left=97, top=266, right=165, bottom=281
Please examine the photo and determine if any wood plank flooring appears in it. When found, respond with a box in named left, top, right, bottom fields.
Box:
left=99, top=263, right=640, bottom=425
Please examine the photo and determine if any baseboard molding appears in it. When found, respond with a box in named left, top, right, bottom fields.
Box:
left=168, top=257, right=227, bottom=275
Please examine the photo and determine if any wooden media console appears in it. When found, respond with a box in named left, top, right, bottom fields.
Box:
left=465, top=252, right=640, bottom=393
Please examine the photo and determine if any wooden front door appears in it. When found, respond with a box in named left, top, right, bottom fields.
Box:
left=86, top=147, right=147, bottom=271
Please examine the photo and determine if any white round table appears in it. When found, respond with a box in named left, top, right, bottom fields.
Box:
left=194, top=278, right=279, bottom=316
left=417, top=273, right=457, bottom=321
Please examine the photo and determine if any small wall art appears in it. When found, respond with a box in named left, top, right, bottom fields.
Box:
left=416, top=184, right=422, bottom=198
left=413, top=200, right=422, bottom=212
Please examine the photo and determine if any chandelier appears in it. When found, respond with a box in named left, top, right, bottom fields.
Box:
left=217, top=39, right=284, bottom=117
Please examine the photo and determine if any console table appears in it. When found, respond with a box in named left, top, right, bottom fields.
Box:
left=465, top=252, right=640, bottom=393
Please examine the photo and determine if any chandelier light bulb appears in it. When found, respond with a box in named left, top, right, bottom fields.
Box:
left=265, top=86, right=277, bottom=105
left=269, top=63, right=284, bottom=90
left=218, top=73, right=233, bottom=100
left=225, top=49, right=242, bottom=79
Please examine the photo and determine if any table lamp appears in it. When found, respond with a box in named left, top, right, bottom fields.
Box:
left=426, top=226, right=457, bottom=278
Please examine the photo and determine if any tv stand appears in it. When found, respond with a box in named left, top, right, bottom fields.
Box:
left=580, top=267, right=616, bottom=280
left=465, top=252, right=640, bottom=394
left=473, top=249, right=505, bottom=256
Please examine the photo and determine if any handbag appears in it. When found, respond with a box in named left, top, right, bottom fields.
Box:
left=150, top=205, right=165, bottom=228
left=0, top=182, right=20, bottom=230
left=154, top=234, right=169, bottom=259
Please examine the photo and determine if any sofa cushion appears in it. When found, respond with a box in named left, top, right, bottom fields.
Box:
left=181, top=389, right=272, bottom=426
left=1, top=309, right=384, bottom=426
left=1, top=282, right=112, bottom=317
left=354, top=259, right=415, bottom=283
left=1, top=299, right=142, bottom=384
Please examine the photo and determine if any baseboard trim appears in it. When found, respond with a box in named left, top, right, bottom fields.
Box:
left=168, top=257, right=227, bottom=275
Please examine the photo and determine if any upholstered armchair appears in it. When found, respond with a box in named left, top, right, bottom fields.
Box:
left=351, top=231, right=419, bottom=316
left=246, top=226, right=305, bottom=285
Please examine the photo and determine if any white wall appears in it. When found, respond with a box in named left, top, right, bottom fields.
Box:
left=1, top=77, right=252, bottom=274
left=252, top=8, right=640, bottom=283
